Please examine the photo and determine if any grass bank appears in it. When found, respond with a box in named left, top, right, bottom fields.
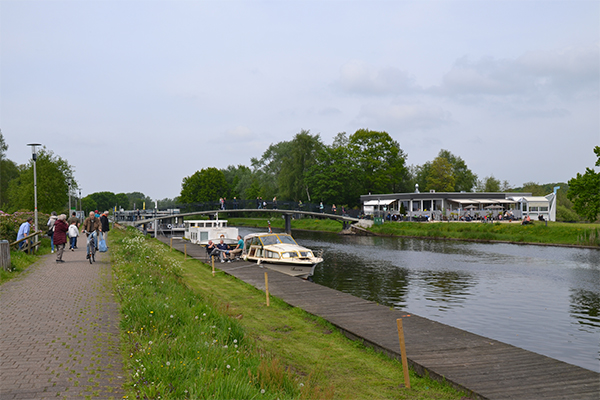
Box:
left=229, top=217, right=600, bottom=247
left=111, top=226, right=469, bottom=399
left=369, top=221, right=600, bottom=247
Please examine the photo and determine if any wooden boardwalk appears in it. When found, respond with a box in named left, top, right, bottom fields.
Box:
left=159, top=237, right=600, bottom=400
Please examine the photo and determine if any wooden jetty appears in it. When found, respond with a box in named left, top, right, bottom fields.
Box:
left=158, top=237, right=600, bottom=400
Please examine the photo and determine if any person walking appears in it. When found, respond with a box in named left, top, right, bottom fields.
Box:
left=100, top=211, right=110, bottom=244
left=68, top=220, right=79, bottom=251
left=67, top=212, right=80, bottom=249
left=47, top=212, right=57, bottom=253
left=16, top=217, right=33, bottom=251
left=53, top=214, right=69, bottom=263
left=82, top=211, right=101, bottom=259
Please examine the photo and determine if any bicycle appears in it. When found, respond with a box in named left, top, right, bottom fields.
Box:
left=85, top=230, right=97, bottom=264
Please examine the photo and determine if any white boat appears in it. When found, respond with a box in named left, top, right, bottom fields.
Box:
left=184, top=217, right=238, bottom=245
left=242, top=232, right=323, bottom=279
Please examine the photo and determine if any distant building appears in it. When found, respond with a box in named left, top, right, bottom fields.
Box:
left=361, top=190, right=557, bottom=221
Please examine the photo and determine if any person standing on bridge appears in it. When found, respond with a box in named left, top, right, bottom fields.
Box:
left=233, top=197, right=238, bottom=209
left=273, top=196, right=277, bottom=209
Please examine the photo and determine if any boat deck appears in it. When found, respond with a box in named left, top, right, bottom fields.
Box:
left=158, top=236, right=600, bottom=400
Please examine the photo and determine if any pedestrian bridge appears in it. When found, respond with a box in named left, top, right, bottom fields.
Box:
left=131, top=208, right=360, bottom=234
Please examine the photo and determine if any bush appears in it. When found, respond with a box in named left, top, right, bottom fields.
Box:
left=556, top=205, right=581, bottom=222
left=0, top=210, right=50, bottom=242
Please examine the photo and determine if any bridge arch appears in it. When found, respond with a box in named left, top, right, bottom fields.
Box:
left=131, top=208, right=359, bottom=234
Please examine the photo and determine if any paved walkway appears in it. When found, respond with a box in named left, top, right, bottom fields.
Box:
left=0, top=247, right=124, bottom=399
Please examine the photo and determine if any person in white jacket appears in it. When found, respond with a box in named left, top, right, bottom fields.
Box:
left=68, top=221, right=79, bottom=251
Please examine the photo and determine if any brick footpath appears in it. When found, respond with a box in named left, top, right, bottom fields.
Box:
left=0, top=247, right=124, bottom=399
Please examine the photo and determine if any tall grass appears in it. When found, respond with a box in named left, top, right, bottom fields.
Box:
left=112, top=227, right=305, bottom=399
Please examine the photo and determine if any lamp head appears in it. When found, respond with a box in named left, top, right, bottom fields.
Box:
left=27, top=143, right=42, bottom=161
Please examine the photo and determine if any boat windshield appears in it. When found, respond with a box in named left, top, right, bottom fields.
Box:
left=277, top=234, right=297, bottom=245
left=256, top=234, right=299, bottom=246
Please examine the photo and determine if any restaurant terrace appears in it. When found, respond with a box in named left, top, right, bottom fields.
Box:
left=361, top=190, right=557, bottom=222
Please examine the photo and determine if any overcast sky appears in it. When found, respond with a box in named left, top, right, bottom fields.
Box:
left=2, top=0, right=598, bottom=201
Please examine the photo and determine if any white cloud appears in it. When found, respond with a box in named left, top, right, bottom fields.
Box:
left=335, top=60, right=418, bottom=96
left=354, top=102, right=455, bottom=132
left=436, top=44, right=600, bottom=101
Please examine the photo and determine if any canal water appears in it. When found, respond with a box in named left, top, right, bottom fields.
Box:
left=240, top=228, right=600, bottom=372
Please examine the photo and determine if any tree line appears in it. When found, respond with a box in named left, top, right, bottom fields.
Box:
left=1, top=130, right=598, bottom=222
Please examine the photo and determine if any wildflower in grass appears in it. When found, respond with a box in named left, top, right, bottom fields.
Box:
left=166, top=362, right=170, bottom=366
left=227, top=365, right=230, bottom=369
left=261, top=389, right=265, bottom=394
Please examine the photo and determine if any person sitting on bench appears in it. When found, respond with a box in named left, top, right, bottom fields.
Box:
left=216, top=239, right=230, bottom=263
left=206, top=240, right=219, bottom=259
left=228, top=235, right=244, bottom=260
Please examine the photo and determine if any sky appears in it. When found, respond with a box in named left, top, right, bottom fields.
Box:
left=1, top=0, right=598, bottom=201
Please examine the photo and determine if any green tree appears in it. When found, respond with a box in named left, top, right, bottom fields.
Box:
left=222, top=164, right=254, bottom=200
left=81, top=196, right=98, bottom=214
left=180, top=168, right=228, bottom=204
left=0, top=131, right=19, bottom=210
left=126, top=192, right=153, bottom=210
left=476, top=176, right=501, bottom=192
left=6, top=147, right=77, bottom=213
left=306, top=134, right=361, bottom=206
left=521, top=182, right=546, bottom=196
left=88, top=191, right=117, bottom=212
left=347, top=129, right=409, bottom=195
left=567, top=146, right=600, bottom=222
left=426, top=156, right=455, bottom=192
left=251, top=140, right=294, bottom=200
left=437, top=149, right=477, bottom=192
left=278, top=130, right=324, bottom=201
left=116, top=193, right=130, bottom=210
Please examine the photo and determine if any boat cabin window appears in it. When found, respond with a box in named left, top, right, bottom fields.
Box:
left=281, top=251, right=298, bottom=259
left=278, top=235, right=297, bottom=245
left=266, top=251, right=280, bottom=259
left=260, top=235, right=280, bottom=246
left=299, top=251, right=312, bottom=258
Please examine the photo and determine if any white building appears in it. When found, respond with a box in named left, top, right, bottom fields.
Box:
left=361, top=191, right=557, bottom=221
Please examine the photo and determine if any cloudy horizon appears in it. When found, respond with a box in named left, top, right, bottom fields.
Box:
left=2, top=0, right=598, bottom=200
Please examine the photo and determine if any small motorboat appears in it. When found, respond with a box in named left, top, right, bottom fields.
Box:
left=242, top=232, right=323, bottom=279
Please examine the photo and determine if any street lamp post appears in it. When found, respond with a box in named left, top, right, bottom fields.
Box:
left=27, top=143, right=42, bottom=237
left=68, top=182, right=71, bottom=215
left=79, top=189, right=82, bottom=213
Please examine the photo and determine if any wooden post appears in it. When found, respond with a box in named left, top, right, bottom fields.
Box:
left=0, top=240, right=10, bottom=271
left=396, top=318, right=411, bottom=388
left=264, top=272, right=270, bottom=306
left=170, top=238, right=173, bottom=251
left=184, top=243, right=187, bottom=261
left=212, top=256, right=215, bottom=276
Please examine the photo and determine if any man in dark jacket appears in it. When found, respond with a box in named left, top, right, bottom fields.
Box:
left=100, top=211, right=110, bottom=243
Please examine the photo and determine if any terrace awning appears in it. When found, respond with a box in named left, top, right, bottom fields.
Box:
left=363, top=199, right=396, bottom=206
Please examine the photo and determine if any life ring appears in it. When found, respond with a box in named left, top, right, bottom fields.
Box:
left=167, top=224, right=172, bottom=229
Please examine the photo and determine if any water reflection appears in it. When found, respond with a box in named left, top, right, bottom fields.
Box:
left=414, top=270, right=475, bottom=311
left=570, top=289, right=600, bottom=330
